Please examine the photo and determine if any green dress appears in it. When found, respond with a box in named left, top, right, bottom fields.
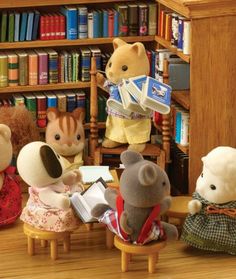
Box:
left=181, top=192, right=236, bottom=255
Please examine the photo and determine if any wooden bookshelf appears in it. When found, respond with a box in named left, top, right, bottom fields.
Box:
left=171, top=91, right=190, bottom=110
left=0, top=82, right=90, bottom=94
left=0, top=36, right=155, bottom=50
left=176, top=143, right=189, bottom=155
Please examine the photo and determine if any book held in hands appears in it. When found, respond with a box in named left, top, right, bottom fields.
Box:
left=79, top=165, right=114, bottom=184
left=70, top=177, right=108, bottom=223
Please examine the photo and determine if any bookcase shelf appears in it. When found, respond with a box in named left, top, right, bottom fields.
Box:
left=155, top=35, right=190, bottom=63
left=0, top=36, right=155, bottom=50
left=172, top=90, right=190, bottom=110
left=0, top=82, right=90, bottom=94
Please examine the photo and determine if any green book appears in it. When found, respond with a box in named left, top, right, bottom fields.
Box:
left=1, top=12, right=7, bottom=42
left=16, top=50, right=28, bottom=86
left=0, top=52, right=8, bottom=87
left=8, top=12, right=15, bottom=42
left=24, top=94, right=37, bottom=121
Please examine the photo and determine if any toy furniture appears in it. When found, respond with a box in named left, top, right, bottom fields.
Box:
left=23, top=223, right=71, bottom=260
left=114, top=236, right=166, bottom=273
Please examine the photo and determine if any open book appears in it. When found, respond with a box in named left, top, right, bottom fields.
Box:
left=70, top=177, right=108, bottom=223
left=79, top=165, right=114, bottom=184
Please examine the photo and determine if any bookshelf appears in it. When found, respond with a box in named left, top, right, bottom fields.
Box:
left=155, top=0, right=236, bottom=193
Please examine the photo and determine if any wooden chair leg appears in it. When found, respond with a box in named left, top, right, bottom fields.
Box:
left=148, top=254, right=156, bottom=273
left=63, top=235, right=70, bottom=253
left=106, top=228, right=114, bottom=249
left=94, top=149, right=102, bottom=165
left=121, top=251, right=129, bottom=272
left=50, top=240, right=58, bottom=260
left=27, top=236, right=35, bottom=256
left=40, top=240, right=47, bottom=248
left=158, top=150, right=166, bottom=170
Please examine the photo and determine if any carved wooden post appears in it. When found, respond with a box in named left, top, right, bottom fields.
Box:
left=89, top=56, right=98, bottom=162
left=162, top=113, right=171, bottom=164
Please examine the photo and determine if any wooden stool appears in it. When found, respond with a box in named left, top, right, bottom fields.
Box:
left=166, top=196, right=192, bottom=228
left=23, top=223, right=71, bottom=260
left=114, top=236, right=166, bottom=273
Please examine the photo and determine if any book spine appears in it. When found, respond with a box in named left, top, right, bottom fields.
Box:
left=117, top=5, right=128, bottom=36
left=14, top=13, right=21, bottom=42
left=39, top=15, right=46, bottom=40
left=8, top=55, right=19, bottom=87
left=183, top=20, right=191, bottom=55
left=47, top=96, right=57, bottom=108
left=76, top=91, right=86, bottom=114
left=25, top=96, right=37, bottom=121
left=88, top=12, right=94, bottom=38
left=36, top=95, right=47, bottom=128
left=78, top=7, right=88, bottom=39
left=61, top=7, right=78, bottom=40
left=58, top=53, right=65, bottom=83
left=48, top=52, right=58, bottom=84
left=177, top=16, right=184, bottom=50
left=13, top=94, right=25, bottom=106
left=56, top=93, right=67, bottom=112
left=49, top=14, right=55, bottom=40
left=8, top=13, right=15, bottom=42
left=113, top=10, right=119, bottom=37
left=44, top=14, right=50, bottom=40
left=67, top=94, right=76, bottom=112
left=108, top=10, right=114, bottom=37
left=148, top=3, right=157, bottom=36
left=138, top=5, right=148, bottom=36
left=32, top=11, right=40, bottom=40
left=171, top=13, right=179, bottom=47
left=175, top=108, right=182, bottom=144
left=97, top=10, right=103, bottom=38
left=54, top=14, right=60, bottom=40
left=93, top=11, right=99, bottom=38
left=80, top=51, right=91, bottom=82
left=180, top=111, right=189, bottom=146
left=68, top=53, right=72, bottom=82
left=128, top=5, right=138, bottom=36
left=102, top=10, right=108, bottom=38
left=26, top=12, right=34, bottom=41
left=38, top=53, right=48, bottom=84
left=28, top=53, right=38, bottom=85
left=164, top=13, right=172, bottom=41
left=1, top=13, right=7, bottom=42
left=0, top=55, right=8, bottom=87
left=20, top=12, right=28, bottom=41
left=18, top=54, right=28, bottom=85
left=59, top=14, right=66, bottom=39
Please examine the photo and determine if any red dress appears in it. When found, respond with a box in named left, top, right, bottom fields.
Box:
left=0, top=166, right=22, bottom=226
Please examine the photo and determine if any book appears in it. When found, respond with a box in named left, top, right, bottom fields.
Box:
left=60, top=6, right=78, bottom=40
left=47, top=48, right=58, bottom=84
left=16, top=50, right=28, bottom=86
left=1, top=12, right=7, bottom=42
left=14, top=12, right=21, bottom=42
left=113, top=9, right=119, bottom=37
left=19, top=12, right=28, bottom=41
left=8, top=12, right=15, bottom=42
left=28, top=50, right=38, bottom=85
left=7, top=52, right=19, bottom=87
left=70, top=177, right=108, bottom=223
left=24, top=94, right=36, bottom=120
left=79, top=166, right=114, bottom=184
left=44, top=14, right=50, bottom=40
left=108, top=9, right=114, bottom=37
left=32, top=10, right=40, bottom=40
left=35, top=49, right=48, bottom=85
left=34, top=92, right=47, bottom=128
left=102, top=9, right=108, bottom=37
left=183, top=20, right=191, bottom=55
left=54, top=13, right=60, bottom=40
left=39, top=15, right=46, bottom=40
left=128, top=4, right=138, bottom=36
left=92, top=10, right=99, bottom=38
left=168, top=62, right=190, bottom=90
left=59, top=13, right=66, bottom=39
left=141, top=76, right=172, bottom=114
left=56, top=91, right=67, bottom=112
left=126, top=75, right=148, bottom=104
left=87, top=12, right=94, bottom=38
left=71, top=50, right=80, bottom=82
left=80, top=47, right=91, bottom=82
left=89, top=46, right=101, bottom=70
left=148, top=3, right=157, bottom=35
left=77, top=6, right=88, bottom=39
left=171, top=13, right=179, bottom=47
left=67, top=92, right=76, bottom=112
left=49, top=14, right=55, bottom=40
left=13, top=93, right=25, bottom=106
left=116, top=4, right=128, bottom=36
left=138, top=4, right=148, bottom=36
left=0, top=52, right=8, bottom=87
left=45, top=92, right=57, bottom=108
left=26, top=11, right=34, bottom=41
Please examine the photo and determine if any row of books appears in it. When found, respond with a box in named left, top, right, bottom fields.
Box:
left=158, top=10, right=191, bottom=55
left=171, top=102, right=190, bottom=146
left=107, top=75, right=172, bottom=116
left=1, top=89, right=108, bottom=128
left=0, top=46, right=103, bottom=87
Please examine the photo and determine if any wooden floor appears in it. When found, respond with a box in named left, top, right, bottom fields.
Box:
left=1, top=206, right=236, bottom=278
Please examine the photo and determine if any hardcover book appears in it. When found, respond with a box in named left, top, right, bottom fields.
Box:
left=113, top=9, right=119, bottom=37
left=39, top=15, right=46, bottom=40
left=24, top=94, right=36, bottom=120
left=14, top=12, right=21, bottom=42
left=168, top=62, right=190, bottom=90
left=32, top=10, right=40, bottom=40
left=126, top=75, right=147, bottom=104
left=70, top=177, right=108, bottom=223
left=108, top=9, right=114, bottom=37
left=89, top=46, right=101, bottom=71
left=148, top=3, right=157, bottom=35
left=7, top=52, right=19, bottom=87
left=92, top=10, right=99, bottom=38
left=16, top=50, right=28, bottom=86
left=34, top=92, right=47, bottom=128
left=78, top=6, right=88, bottom=39
left=0, top=52, right=8, bottom=87
left=59, top=13, right=66, bottom=39
left=60, top=6, right=78, bottom=40
left=26, top=11, right=34, bottom=41
left=47, top=48, right=58, bottom=84
left=8, top=12, right=15, bottom=42
left=128, top=4, right=138, bottom=36
left=19, top=12, right=28, bottom=41
left=141, top=76, right=172, bottom=114
left=13, top=93, right=25, bottom=106
left=67, top=92, right=76, bottom=112
left=35, top=49, right=48, bottom=85
left=138, top=4, right=148, bottom=36
left=102, top=9, right=108, bottom=37
left=1, top=12, right=7, bottom=42
left=45, top=92, right=57, bottom=108
left=56, top=91, right=67, bottom=112
left=28, top=50, right=38, bottom=85
left=80, top=47, right=91, bottom=82
left=75, top=90, right=86, bottom=114
left=116, top=4, right=128, bottom=36
left=87, top=12, right=94, bottom=38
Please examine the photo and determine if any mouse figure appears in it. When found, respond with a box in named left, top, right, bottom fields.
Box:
left=181, top=146, right=236, bottom=255
left=45, top=107, right=85, bottom=173
left=17, top=141, right=82, bottom=232
left=96, top=38, right=152, bottom=153
left=92, top=150, right=178, bottom=244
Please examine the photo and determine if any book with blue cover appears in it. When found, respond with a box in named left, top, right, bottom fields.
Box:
left=45, top=92, right=57, bottom=108
left=102, top=9, right=108, bottom=37
left=92, top=10, right=99, bottom=38
left=141, top=76, right=172, bottom=114
left=32, top=10, right=40, bottom=40
left=26, top=11, right=34, bottom=41
left=60, top=6, right=78, bottom=40
left=78, top=6, right=88, bottom=39
left=107, top=85, right=132, bottom=117
left=113, top=9, right=119, bottom=36
left=14, top=12, right=20, bottom=42
left=20, top=12, right=28, bottom=41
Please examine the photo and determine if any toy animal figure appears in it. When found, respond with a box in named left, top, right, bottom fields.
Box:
left=0, top=124, right=21, bottom=226
left=45, top=107, right=85, bottom=172
left=92, top=150, right=178, bottom=244
left=17, top=141, right=82, bottom=232
left=181, top=146, right=236, bottom=255
left=97, top=38, right=151, bottom=153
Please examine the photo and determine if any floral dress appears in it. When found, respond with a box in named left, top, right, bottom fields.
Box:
left=181, top=192, right=236, bottom=255
left=20, top=183, right=80, bottom=232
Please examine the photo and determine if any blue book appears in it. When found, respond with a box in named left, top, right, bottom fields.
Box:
left=151, top=50, right=156, bottom=78
left=102, top=9, right=108, bottom=37
left=175, top=109, right=182, bottom=144
left=14, top=12, right=20, bottom=42
left=113, top=9, right=119, bottom=37
left=168, top=62, right=190, bottom=90
left=141, top=76, right=172, bottom=114
left=80, top=47, right=91, bottom=81
left=126, top=75, right=147, bottom=103
left=93, top=10, right=99, bottom=38
left=177, top=16, right=184, bottom=51
left=67, top=93, right=76, bottom=112
left=26, top=11, right=34, bottom=41
left=32, top=10, right=40, bottom=40
left=20, top=12, right=28, bottom=41
left=45, top=93, right=57, bottom=108
left=78, top=6, right=88, bottom=39
left=107, top=85, right=132, bottom=117
left=60, top=6, right=78, bottom=40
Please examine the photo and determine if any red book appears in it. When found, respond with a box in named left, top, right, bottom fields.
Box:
left=39, top=15, right=46, bottom=40
left=59, top=14, right=65, bottom=39
left=45, top=14, right=50, bottom=40
left=54, top=13, right=60, bottom=40
left=49, top=14, right=55, bottom=40
left=108, top=9, right=114, bottom=37
left=35, top=93, right=47, bottom=128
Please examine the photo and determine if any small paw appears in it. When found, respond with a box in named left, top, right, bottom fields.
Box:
left=63, top=169, right=82, bottom=186
left=60, top=195, right=70, bottom=210
left=188, top=199, right=202, bottom=214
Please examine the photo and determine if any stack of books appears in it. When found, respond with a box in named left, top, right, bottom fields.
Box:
left=107, top=75, right=172, bottom=115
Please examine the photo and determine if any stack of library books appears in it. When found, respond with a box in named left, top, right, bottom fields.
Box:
left=107, top=75, right=172, bottom=115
